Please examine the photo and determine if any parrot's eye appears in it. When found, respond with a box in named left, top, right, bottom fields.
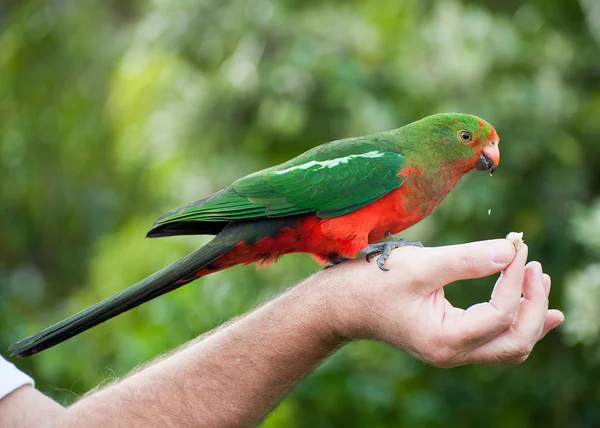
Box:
left=459, top=131, right=472, bottom=142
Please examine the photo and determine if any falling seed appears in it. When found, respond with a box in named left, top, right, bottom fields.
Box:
left=488, top=209, right=491, bottom=216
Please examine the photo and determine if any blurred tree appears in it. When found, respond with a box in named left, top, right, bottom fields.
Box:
left=2, top=0, right=600, bottom=426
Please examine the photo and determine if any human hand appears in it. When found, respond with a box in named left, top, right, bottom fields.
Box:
left=319, top=239, right=564, bottom=368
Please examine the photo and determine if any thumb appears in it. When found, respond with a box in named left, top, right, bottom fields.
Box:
left=390, top=239, right=516, bottom=294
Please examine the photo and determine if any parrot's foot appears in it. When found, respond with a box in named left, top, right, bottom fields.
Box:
left=361, top=239, right=424, bottom=271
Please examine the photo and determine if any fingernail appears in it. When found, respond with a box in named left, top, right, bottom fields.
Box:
left=488, top=241, right=515, bottom=265
left=532, top=261, right=543, bottom=279
left=542, top=273, right=551, bottom=288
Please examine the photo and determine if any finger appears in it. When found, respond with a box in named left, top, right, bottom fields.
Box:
left=511, top=261, right=548, bottom=340
left=542, top=273, right=551, bottom=297
left=457, top=263, right=547, bottom=364
left=440, top=259, right=534, bottom=351
left=454, top=329, right=533, bottom=366
left=395, top=239, right=516, bottom=293
left=458, top=309, right=564, bottom=365
left=442, top=301, right=514, bottom=350
left=540, top=309, right=565, bottom=339
left=489, top=244, right=528, bottom=320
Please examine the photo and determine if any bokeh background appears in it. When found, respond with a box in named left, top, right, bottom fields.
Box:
left=2, top=0, right=600, bottom=426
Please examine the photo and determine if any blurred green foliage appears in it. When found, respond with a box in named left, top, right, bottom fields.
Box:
left=2, top=0, right=600, bottom=426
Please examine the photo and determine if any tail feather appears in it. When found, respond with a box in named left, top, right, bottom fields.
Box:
left=9, top=237, right=235, bottom=357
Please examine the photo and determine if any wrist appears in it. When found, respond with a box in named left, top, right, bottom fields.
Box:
left=288, top=270, right=350, bottom=349
left=300, top=263, right=371, bottom=343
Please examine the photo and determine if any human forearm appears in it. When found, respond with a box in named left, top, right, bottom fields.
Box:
left=0, top=386, right=64, bottom=428
left=51, top=275, right=341, bottom=428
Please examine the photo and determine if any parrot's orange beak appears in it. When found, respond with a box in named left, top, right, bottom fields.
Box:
left=475, top=142, right=500, bottom=175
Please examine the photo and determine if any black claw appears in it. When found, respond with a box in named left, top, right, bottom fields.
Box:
left=377, top=258, right=389, bottom=271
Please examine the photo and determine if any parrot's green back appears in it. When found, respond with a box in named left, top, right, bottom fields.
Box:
left=147, top=134, right=407, bottom=237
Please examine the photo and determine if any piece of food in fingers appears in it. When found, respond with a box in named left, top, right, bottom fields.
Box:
left=506, top=232, right=524, bottom=250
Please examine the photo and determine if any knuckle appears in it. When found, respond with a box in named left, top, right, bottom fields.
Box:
left=443, top=329, right=467, bottom=349
left=434, top=360, right=456, bottom=369
left=485, top=336, right=535, bottom=365
left=405, top=263, right=427, bottom=289
left=515, top=354, right=530, bottom=364
left=423, top=344, right=456, bottom=367
left=519, top=341, right=534, bottom=357
left=491, top=306, right=514, bottom=329
left=511, top=337, right=534, bottom=358
left=505, top=354, right=530, bottom=365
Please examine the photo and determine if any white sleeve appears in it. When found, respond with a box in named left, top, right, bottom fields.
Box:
left=0, top=354, right=35, bottom=400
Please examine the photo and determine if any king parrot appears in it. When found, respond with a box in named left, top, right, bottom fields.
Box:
left=10, top=112, right=500, bottom=357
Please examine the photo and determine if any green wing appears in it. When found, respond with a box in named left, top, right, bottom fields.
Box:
left=152, top=134, right=406, bottom=227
